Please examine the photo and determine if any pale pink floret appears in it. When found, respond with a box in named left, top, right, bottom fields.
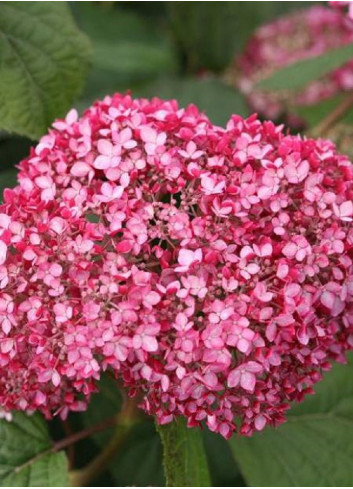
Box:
left=228, top=361, right=263, bottom=392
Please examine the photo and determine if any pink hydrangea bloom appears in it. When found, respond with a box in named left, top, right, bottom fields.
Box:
left=236, top=5, right=353, bottom=120
left=0, top=93, right=353, bottom=438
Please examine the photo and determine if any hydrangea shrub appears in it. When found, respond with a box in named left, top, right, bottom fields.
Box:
left=0, top=93, right=353, bottom=441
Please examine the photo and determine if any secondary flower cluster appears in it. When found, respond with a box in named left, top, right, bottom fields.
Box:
left=330, top=1, right=353, bottom=20
left=0, top=93, right=353, bottom=438
left=236, top=5, right=353, bottom=121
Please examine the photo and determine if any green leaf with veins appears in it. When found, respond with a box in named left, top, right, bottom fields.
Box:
left=0, top=412, right=68, bottom=487
left=0, top=2, right=91, bottom=140
left=229, top=353, right=353, bottom=486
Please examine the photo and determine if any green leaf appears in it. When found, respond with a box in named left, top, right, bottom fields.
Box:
left=140, top=78, right=248, bottom=126
left=157, top=418, right=211, bottom=487
left=110, top=421, right=165, bottom=487
left=0, top=2, right=91, bottom=140
left=0, top=412, right=68, bottom=487
left=230, top=354, right=353, bottom=486
left=203, top=429, right=245, bottom=487
left=257, top=42, right=353, bottom=92
left=93, top=41, right=176, bottom=79
left=72, top=2, right=165, bottom=45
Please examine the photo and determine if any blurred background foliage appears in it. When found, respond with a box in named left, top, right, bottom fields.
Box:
left=2, top=2, right=353, bottom=487
left=0, top=1, right=310, bottom=183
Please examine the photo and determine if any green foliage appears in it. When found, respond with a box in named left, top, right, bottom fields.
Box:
left=74, top=2, right=177, bottom=108
left=168, top=2, right=238, bottom=72
left=203, top=429, right=245, bottom=487
left=0, top=413, right=68, bottom=487
left=142, top=77, right=248, bottom=125
left=80, top=374, right=122, bottom=448
left=157, top=418, right=211, bottom=487
left=0, top=169, right=18, bottom=197
left=167, top=1, right=309, bottom=72
left=258, top=43, right=353, bottom=93
left=230, top=355, right=353, bottom=486
left=0, top=2, right=91, bottom=139
left=109, top=421, right=165, bottom=487
left=1, top=2, right=353, bottom=487
left=76, top=375, right=164, bottom=486
left=94, top=42, right=176, bottom=79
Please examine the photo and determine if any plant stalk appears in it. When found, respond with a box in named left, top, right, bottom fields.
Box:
left=70, top=396, right=139, bottom=487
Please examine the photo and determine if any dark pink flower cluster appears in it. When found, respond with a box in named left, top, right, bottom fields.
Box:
left=330, top=1, right=353, bottom=20
left=1, top=93, right=353, bottom=438
left=236, top=5, right=353, bottom=120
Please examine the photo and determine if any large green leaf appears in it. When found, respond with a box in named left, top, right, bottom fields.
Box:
left=157, top=418, right=211, bottom=487
left=141, top=78, right=248, bottom=126
left=203, top=429, right=245, bottom=487
left=230, top=354, right=353, bottom=486
left=0, top=2, right=91, bottom=140
left=258, top=42, right=353, bottom=92
left=0, top=412, right=68, bottom=486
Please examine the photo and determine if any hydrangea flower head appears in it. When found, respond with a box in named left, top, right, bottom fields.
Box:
left=236, top=5, right=353, bottom=121
left=1, top=93, right=353, bottom=438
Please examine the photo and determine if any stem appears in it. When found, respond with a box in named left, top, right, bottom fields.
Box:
left=13, top=416, right=117, bottom=475
left=55, top=416, right=117, bottom=452
left=157, top=418, right=211, bottom=487
left=312, top=91, right=353, bottom=137
left=70, top=396, right=139, bottom=487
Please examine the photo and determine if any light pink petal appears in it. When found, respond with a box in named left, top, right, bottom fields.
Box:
left=0, top=241, right=7, bottom=265
left=142, top=335, right=158, bottom=352
left=120, top=127, right=132, bottom=143
left=227, top=368, right=241, bottom=388
left=321, top=290, right=335, bottom=310
left=237, top=338, right=250, bottom=353
left=52, top=370, right=61, bottom=387
left=178, top=249, right=194, bottom=267
left=35, top=175, right=52, bottom=189
left=93, top=155, right=111, bottom=170
left=97, top=139, right=113, bottom=156
left=254, top=415, right=267, bottom=431
left=66, top=109, right=78, bottom=125
left=144, top=291, right=161, bottom=307
left=71, top=161, right=91, bottom=177
left=140, top=126, right=157, bottom=143
left=246, top=361, right=263, bottom=373
left=0, top=214, right=10, bottom=229
left=282, top=242, right=297, bottom=258
left=240, top=371, right=256, bottom=392
left=1, top=338, right=14, bottom=354
left=341, top=200, right=353, bottom=217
